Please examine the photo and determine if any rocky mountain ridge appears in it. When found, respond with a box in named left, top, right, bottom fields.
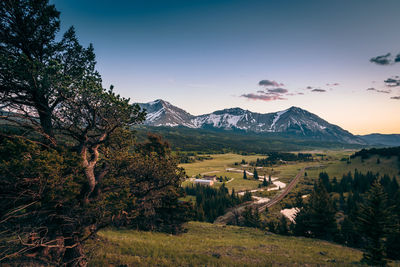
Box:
left=137, top=99, right=366, bottom=144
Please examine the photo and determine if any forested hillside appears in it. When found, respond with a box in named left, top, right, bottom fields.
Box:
left=134, top=126, right=363, bottom=153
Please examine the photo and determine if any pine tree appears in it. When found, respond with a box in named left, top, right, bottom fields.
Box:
left=294, top=179, right=337, bottom=240
left=243, top=207, right=261, bottom=228
left=277, top=215, right=289, bottom=235
left=356, top=180, right=393, bottom=266
left=295, top=192, right=303, bottom=207
left=243, top=191, right=252, bottom=202
left=253, top=168, right=259, bottom=180
left=262, top=177, right=269, bottom=187
left=386, top=186, right=400, bottom=260
left=231, top=188, right=237, bottom=204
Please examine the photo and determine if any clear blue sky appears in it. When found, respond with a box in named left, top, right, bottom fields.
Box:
left=53, top=0, right=400, bottom=134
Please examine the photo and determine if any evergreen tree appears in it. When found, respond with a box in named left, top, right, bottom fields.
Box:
left=340, top=216, right=360, bottom=247
left=356, top=180, right=393, bottom=266
left=243, top=191, right=252, bottom=202
left=294, top=179, right=337, bottom=240
left=243, top=170, right=247, bottom=179
left=231, top=188, right=237, bottom=203
left=386, top=186, right=400, bottom=260
left=243, top=206, right=261, bottom=228
left=277, top=215, right=289, bottom=235
left=262, top=177, right=269, bottom=187
left=295, top=192, right=303, bottom=207
left=253, top=168, right=259, bottom=180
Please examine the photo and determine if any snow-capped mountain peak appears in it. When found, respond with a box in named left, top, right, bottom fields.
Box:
left=138, top=99, right=195, bottom=127
left=137, top=100, right=366, bottom=144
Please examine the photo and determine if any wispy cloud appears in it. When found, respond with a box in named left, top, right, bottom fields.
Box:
left=258, top=80, right=284, bottom=87
left=311, top=89, right=326, bottom=93
left=391, top=96, right=400, bottom=100
left=241, top=93, right=286, bottom=101
left=242, top=79, right=290, bottom=101
left=370, top=53, right=392, bottom=65
left=366, top=88, right=391, bottom=94
left=305, top=84, right=336, bottom=91
left=326, top=83, right=340, bottom=86
left=267, top=88, right=288, bottom=94
left=287, top=92, right=304, bottom=96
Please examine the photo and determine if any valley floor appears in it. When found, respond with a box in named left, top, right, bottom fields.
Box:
left=85, top=221, right=363, bottom=266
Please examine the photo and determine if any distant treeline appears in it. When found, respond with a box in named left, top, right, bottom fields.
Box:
left=351, top=146, right=400, bottom=159
left=176, top=152, right=213, bottom=164
left=249, top=152, right=313, bottom=166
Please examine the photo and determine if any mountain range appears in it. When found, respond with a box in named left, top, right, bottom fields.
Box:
left=357, top=134, right=400, bottom=147
left=138, top=99, right=368, bottom=145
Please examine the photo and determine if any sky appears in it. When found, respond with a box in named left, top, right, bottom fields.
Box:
left=53, top=0, right=400, bottom=134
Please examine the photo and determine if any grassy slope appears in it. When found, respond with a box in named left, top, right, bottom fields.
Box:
left=86, top=222, right=363, bottom=267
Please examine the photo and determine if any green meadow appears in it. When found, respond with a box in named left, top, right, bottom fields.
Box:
left=181, top=151, right=400, bottom=188
left=86, top=222, right=364, bottom=267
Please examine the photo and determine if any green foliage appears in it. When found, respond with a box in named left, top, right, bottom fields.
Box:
left=294, top=178, right=337, bottom=240
left=0, top=137, right=89, bottom=264
left=0, top=2, right=183, bottom=265
left=185, top=184, right=245, bottom=223
left=277, top=215, right=289, bottom=235
left=253, top=168, right=258, bottom=180
left=252, top=152, right=313, bottom=167
left=242, top=190, right=252, bottom=202
left=262, top=177, right=269, bottom=187
left=110, top=134, right=192, bottom=234
left=351, top=146, right=400, bottom=160
left=296, top=170, right=400, bottom=264
left=0, top=0, right=100, bottom=142
left=356, top=181, right=394, bottom=266
left=242, top=206, right=261, bottom=228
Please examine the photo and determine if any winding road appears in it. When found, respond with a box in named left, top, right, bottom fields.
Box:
left=214, top=166, right=309, bottom=224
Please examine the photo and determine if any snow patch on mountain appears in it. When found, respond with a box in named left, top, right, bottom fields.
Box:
left=270, top=108, right=289, bottom=131
left=146, top=107, right=164, bottom=122
left=191, top=113, right=245, bottom=129
left=137, top=100, right=367, bottom=145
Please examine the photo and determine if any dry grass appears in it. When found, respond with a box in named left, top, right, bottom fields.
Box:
left=85, top=221, right=365, bottom=267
